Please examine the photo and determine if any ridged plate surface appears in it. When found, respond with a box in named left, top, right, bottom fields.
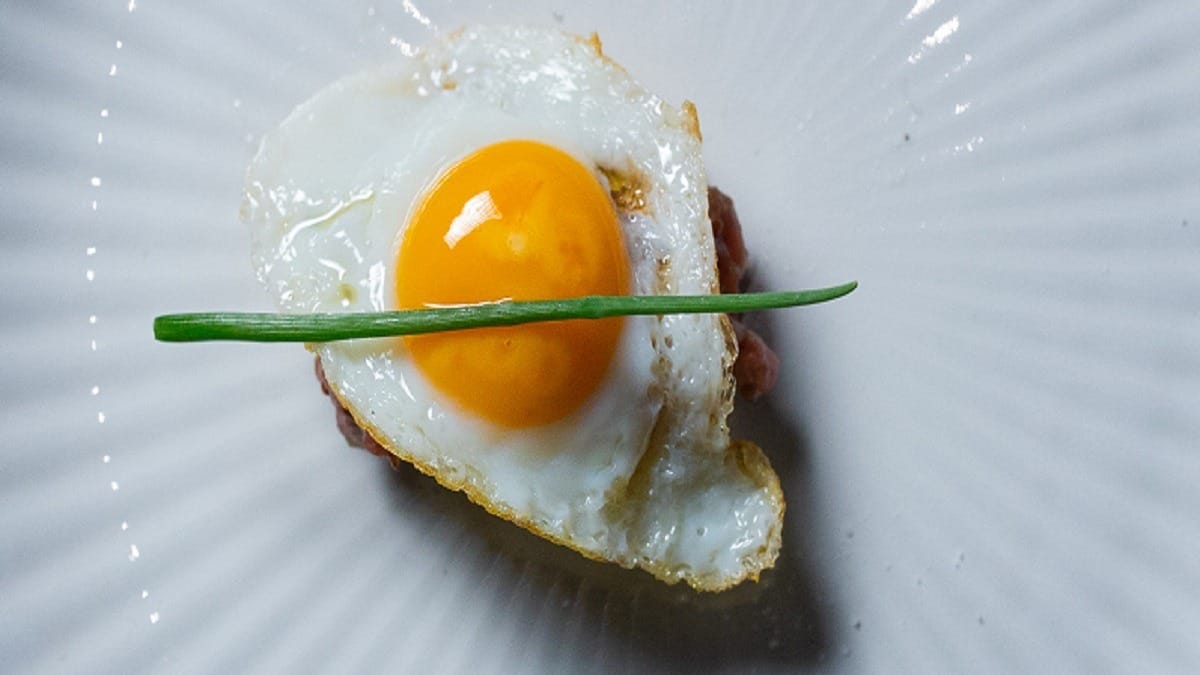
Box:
left=2, top=1, right=1199, bottom=672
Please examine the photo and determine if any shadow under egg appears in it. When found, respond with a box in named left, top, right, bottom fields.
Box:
left=365, top=307, right=834, bottom=670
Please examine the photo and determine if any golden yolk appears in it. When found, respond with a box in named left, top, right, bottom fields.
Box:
left=396, top=140, right=630, bottom=428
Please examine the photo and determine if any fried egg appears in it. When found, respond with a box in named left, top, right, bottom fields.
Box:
left=241, top=25, right=782, bottom=591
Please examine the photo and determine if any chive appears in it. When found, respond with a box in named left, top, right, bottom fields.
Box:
left=153, top=281, right=856, bottom=343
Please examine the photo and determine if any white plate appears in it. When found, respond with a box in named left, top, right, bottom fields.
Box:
left=3, top=1, right=1199, bottom=672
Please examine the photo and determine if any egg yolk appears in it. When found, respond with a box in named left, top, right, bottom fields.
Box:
left=396, top=140, right=631, bottom=428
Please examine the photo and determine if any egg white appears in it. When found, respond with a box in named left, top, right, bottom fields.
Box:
left=242, top=25, right=782, bottom=590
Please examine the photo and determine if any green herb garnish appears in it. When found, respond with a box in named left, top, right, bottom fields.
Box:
left=153, top=281, right=856, bottom=343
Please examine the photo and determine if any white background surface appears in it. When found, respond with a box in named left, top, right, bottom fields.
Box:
left=2, top=1, right=1199, bottom=672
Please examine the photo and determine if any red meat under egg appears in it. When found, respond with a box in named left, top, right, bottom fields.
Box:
left=707, top=186, right=780, bottom=402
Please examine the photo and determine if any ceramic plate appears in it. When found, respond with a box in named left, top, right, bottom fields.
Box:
left=3, top=1, right=1199, bottom=672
